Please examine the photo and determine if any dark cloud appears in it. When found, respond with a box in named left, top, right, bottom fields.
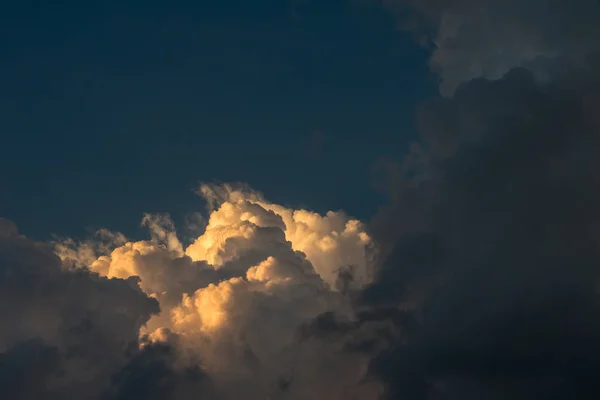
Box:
left=383, top=0, right=600, bottom=95
left=0, top=219, right=166, bottom=399
left=288, top=4, right=600, bottom=398
left=344, top=54, right=600, bottom=398
left=104, top=342, right=214, bottom=400
left=0, top=339, right=62, bottom=400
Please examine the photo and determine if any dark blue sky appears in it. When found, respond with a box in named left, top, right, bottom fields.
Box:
left=1, top=0, right=434, bottom=240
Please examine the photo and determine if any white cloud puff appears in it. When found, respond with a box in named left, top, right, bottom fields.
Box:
left=190, top=183, right=376, bottom=288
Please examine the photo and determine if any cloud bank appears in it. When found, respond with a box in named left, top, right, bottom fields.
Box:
left=318, top=1, right=600, bottom=399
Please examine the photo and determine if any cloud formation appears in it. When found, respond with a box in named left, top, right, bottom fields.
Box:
left=350, top=59, right=600, bottom=398
left=188, top=184, right=375, bottom=288
left=45, top=185, right=378, bottom=398
left=385, top=0, right=600, bottom=95
left=4, top=2, right=600, bottom=399
left=306, top=2, right=600, bottom=398
left=0, top=218, right=161, bottom=399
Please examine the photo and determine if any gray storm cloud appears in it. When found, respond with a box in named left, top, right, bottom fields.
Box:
left=315, top=2, right=600, bottom=398
left=352, top=60, right=600, bottom=399
left=0, top=218, right=161, bottom=399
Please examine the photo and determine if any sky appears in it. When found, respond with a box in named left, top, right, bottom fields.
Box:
left=3, top=0, right=600, bottom=399
left=0, top=0, right=434, bottom=240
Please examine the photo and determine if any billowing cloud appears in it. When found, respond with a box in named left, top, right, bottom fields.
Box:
left=189, top=183, right=376, bottom=288
left=45, top=187, right=377, bottom=398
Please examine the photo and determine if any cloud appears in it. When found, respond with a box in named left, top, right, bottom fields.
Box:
left=41, top=187, right=377, bottom=398
left=11, top=56, right=600, bottom=397
left=384, top=0, right=600, bottom=95
left=104, top=342, right=216, bottom=400
left=319, top=53, right=600, bottom=400
left=0, top=218, right=160, bottom=399
left=190, top=183, right=376, bottom=288
left=274, top=3, right=600, bottom=399
left=53, top=228, right=127, bottom=269
left=14, top=57, right=600, bottom=395
left=0, top=339, right=62, bottom=399
left=141, top=213, right=184, bottom=257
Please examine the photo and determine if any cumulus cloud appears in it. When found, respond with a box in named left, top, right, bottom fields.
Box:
left=42, top=186, right=377, bottom=398
left=190, top=183, right=376, bottom=288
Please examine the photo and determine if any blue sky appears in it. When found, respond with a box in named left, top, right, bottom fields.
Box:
left=1, top=0, right=435, bottom=239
